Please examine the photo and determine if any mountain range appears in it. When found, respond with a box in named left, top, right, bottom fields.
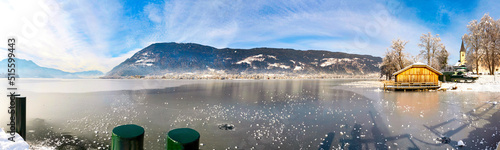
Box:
left=106, top=42, right=382, bottom=76
left=0, top=59, right=103, bottom=78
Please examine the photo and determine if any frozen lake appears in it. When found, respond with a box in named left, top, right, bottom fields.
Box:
left=0, top=79, right=499, bottom=149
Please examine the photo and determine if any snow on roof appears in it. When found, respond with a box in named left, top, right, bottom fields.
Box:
left=413, top=62, right=425, bottom=65
left=392, top=63, right=443, bottom=76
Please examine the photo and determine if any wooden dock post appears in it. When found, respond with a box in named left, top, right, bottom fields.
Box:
left=15, top=97, right=26, bottom=140
left=111, top=124, right=144, bottom=150
left=166, top=128, right=200, bottom=150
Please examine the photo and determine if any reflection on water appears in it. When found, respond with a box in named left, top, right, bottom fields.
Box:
left=0, top=79, right=498, bottom=149
left=394, top=92, right=440, bottom=117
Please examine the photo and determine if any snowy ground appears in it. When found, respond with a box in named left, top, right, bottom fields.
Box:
left=0, top=128, right=29, bottom=150
left=341, top=80, right=384, bottom=88
left=442, top=75, right=500, bottom=92
left=344, top=75, right=500, bottom=93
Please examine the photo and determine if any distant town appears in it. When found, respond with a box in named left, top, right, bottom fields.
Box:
left=102, top=72, right=380, bottom=80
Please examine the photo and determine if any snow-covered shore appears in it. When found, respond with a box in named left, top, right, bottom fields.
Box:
left=442, top=75, right=500, bottom=92
left=0, top=128, right=29, bottom=150
left=343, top=75, right=500, bottom=92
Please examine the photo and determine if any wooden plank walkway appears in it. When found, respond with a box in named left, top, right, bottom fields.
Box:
left=383, top=81, right=441, bottom=91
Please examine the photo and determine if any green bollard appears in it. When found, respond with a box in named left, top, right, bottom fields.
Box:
left=15, top=97, right=26, bottom=140
left=166, top=128, right=200, bottom=150
left=111, top=124, right=144, bottom=150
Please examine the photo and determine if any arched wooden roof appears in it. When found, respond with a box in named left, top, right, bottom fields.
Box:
left=392, top=63, right=443, bottom=76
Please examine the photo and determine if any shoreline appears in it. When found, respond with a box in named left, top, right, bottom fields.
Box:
left=441, top=75, right=500, bottom=92
left=101, top=73, right=381, bottom=80
left=366, top=75, right=500, bottom=92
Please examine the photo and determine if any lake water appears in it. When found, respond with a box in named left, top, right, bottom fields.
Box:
left=0, top=79, right=499, bottom=149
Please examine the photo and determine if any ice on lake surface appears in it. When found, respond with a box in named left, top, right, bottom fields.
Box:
left=0, top=79, right=499, bottom=149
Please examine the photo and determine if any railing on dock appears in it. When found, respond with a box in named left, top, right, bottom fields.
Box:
left=383, top=81, right=441, bottom=91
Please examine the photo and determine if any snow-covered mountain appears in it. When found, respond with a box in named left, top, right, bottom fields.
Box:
left=106, top=42, right=382, bottom=76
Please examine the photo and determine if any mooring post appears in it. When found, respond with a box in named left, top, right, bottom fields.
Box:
left=15, top=97, right=26, bottom=140
left=111, top=124, right=144, bottom=150
left=166, top=128, right=200, bottom=150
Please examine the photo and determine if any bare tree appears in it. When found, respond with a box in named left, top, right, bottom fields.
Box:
left=463, top=19, right=483, bottom=73
left=493, top=18, right=500, bottom=75
left=496, top=19, right=500, bottom=75
left=391, top=39, right=410, bottom=70
left=380, top=39, right=411, bottom=80
left=418, top=32, right=444, bottom=69
left=409, top=55, right=421, bottom=64
left=478, top=14, right=500, bottom=75
left=380, top=50, right=397, bottom=80
left=436, top=45, right=449, bottom=71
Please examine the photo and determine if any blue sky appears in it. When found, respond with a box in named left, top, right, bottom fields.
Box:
left=1, top=0, right=499, bottom=72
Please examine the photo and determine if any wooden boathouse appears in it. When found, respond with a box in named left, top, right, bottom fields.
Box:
left=384, top=63, right=442, bottom=91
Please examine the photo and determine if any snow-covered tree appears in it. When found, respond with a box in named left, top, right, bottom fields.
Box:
left=463, top=19, right=483, bottom=74
left=465, top=14, right=500, bottom=75
left=418, top=32, right=445, bottom=69
left=478, top=14, right=500, bottom=75
left=391, top=39, right=411, bottom=70
left=436, top=45, right=449, bottom=71
left=380, top=50, right=397, bottom=80
left=380, top=39, right=411, bottom=80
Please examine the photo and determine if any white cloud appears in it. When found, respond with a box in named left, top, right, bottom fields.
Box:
left=0, top=0, right=143, bottom=73
left=144, top=3, right=162, bottom=23
left=1, top=0, right=495, bottom=73
left=145, top=0, right=434, bottom=59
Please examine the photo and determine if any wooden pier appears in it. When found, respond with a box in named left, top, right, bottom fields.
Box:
left=383, top=81, right=441, bottom=91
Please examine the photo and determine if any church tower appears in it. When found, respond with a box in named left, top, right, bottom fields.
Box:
left=459, top=40, right=466, bottom=66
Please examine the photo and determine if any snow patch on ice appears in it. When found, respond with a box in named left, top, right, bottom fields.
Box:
left=342, top=80, right=383, bottom=88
